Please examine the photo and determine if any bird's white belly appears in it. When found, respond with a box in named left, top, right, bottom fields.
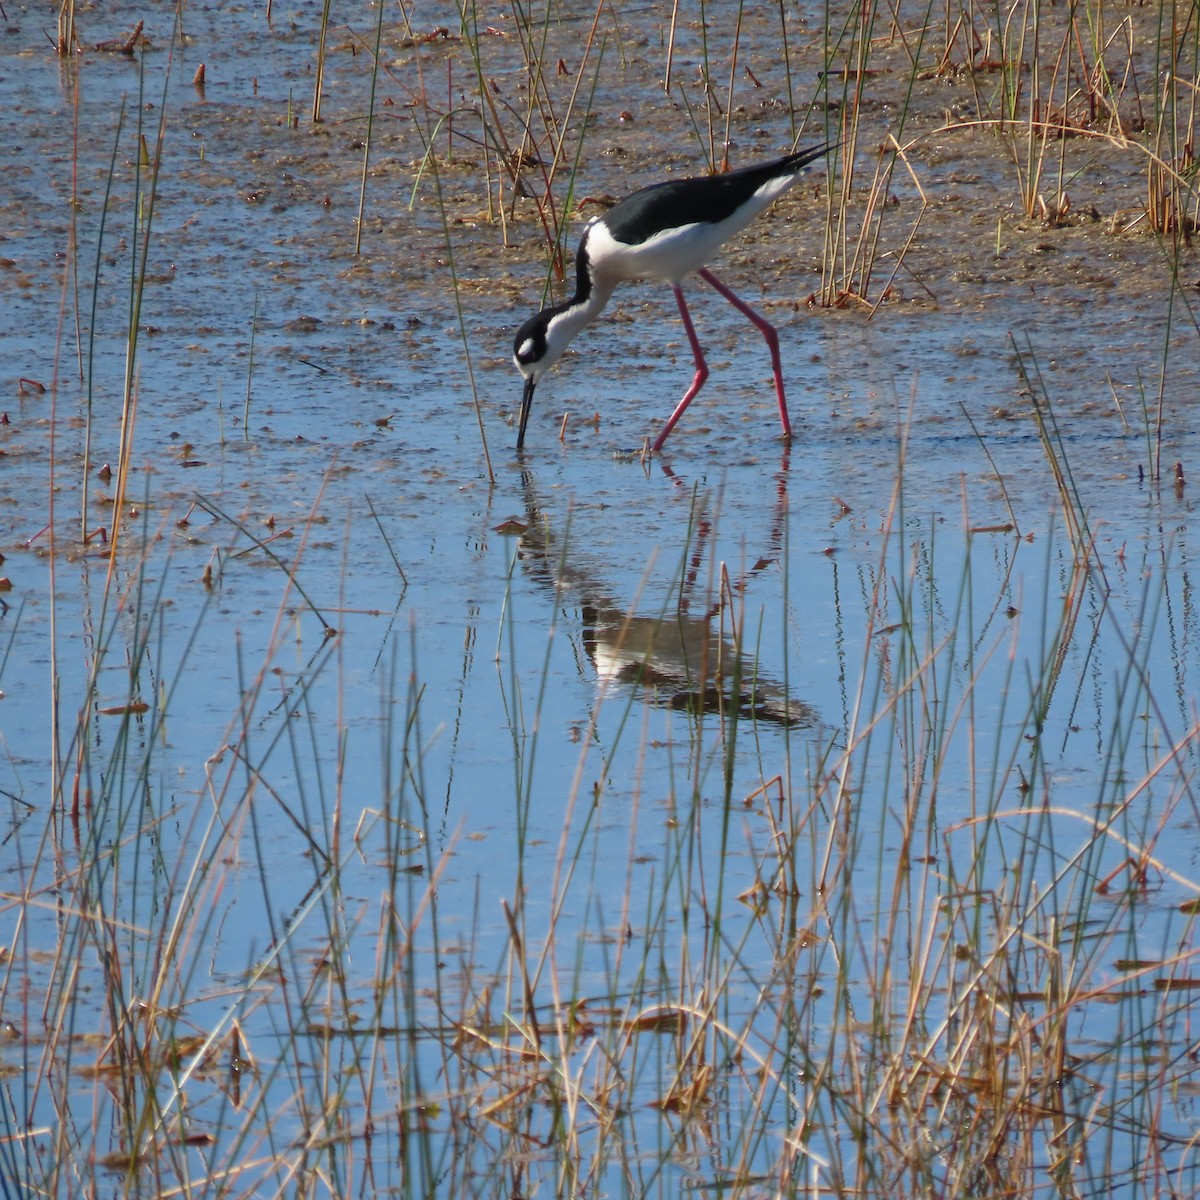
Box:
left=588, top=205, right=765, bottom=287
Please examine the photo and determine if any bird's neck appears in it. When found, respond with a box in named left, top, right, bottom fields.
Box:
left=556, top=275, right=615, bottom=337
left=571, top=224, right=616, bottom=313
left=546, top=226, right=616, bottom=348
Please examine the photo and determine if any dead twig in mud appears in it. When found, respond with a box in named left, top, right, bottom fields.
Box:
left=94, top=19, right=143, bottom=54
left=54, top=0, right=77, bottom=56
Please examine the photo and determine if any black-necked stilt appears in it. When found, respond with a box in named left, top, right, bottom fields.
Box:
left=513, top=142, right=831, bottom=453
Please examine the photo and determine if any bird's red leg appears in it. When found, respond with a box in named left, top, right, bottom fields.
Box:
left=651, top=285, right=710, bottom=453
left=698, top=267, right=792, bottom=439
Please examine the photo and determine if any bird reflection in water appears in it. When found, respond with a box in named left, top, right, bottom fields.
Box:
left=516, top=451, right=814, bottom=730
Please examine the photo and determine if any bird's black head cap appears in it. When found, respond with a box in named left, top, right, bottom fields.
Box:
left=513, top=310, right=551, bottom=368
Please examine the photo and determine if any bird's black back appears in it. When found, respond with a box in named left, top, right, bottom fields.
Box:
left=601, top=143, right=830, bottom=246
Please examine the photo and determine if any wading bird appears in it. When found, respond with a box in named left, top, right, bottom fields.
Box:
left=513, top=143, right=830, bottom=453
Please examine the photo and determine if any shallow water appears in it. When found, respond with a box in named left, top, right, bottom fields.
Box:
left=2, top=1, right=1199, bottom=1196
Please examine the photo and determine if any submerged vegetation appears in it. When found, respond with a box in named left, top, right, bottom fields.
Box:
left=1, top=0, right=1198, bottom=1197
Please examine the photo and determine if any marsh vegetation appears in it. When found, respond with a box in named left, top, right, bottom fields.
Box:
left=1, top=0, right=1198, bottom=1196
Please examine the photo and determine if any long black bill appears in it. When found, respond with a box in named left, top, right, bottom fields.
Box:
left=516, top=375, right=536, bottom=450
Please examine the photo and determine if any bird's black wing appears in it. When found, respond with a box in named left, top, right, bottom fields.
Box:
left=601, top=144, right=829, bottom=245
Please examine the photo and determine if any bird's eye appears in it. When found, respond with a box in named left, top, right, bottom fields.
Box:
left=516, top=338, right=539, bottom=363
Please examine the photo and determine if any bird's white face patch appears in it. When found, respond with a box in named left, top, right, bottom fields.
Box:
left=517, top=338, right=537, bottom=362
